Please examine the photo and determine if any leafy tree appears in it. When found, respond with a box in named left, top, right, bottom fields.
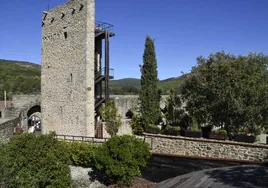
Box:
left=99, top=99, right=122, bottom=136
left=139, top=36, right=161, bottom=125
left=181, top=52, right=268, bottom=134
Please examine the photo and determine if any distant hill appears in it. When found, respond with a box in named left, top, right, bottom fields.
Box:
left=110, top=75, right=186, bottom=95
left=110, top=78, right=140, bottom=95
left=0, top=59, right=41, bottom=100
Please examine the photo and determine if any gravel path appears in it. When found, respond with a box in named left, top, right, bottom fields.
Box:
left=70, top=166, right=107, bottom=188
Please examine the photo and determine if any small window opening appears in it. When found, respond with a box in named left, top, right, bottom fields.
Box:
left=64, top=32, right=68, bottom=39
left=0, top=111, right=2, bottom=118
left=61, top=13, right=65, bottom=19
left=51, top=17, right=54, bottom=23
left=71, top=8, right=75, bottom=14
left=79, top=4, right=84, bottom=11
left=70, top=73, right=73, bottom=83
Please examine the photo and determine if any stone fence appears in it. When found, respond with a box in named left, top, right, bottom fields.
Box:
left=144, top=133, right=268, bottom=163
left=0, top=117, right=19, bottom=143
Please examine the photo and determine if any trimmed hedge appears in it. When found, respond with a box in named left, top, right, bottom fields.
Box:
left=0, top=133, right=71, bottom=188
left=93, top=135, right=151, bottom=186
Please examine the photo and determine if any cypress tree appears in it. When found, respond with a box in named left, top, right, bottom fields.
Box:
left=139, top=36, right=161, bottom=125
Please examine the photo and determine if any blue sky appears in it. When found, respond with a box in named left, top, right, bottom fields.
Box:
left=0, top=0, right=267, bottom=80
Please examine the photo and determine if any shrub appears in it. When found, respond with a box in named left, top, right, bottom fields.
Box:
left=62, top=141, right=99, bottom=167
left=187, top=122, right=201, bottom=132
left=99, top=99, right=122, bottom=136
left=93, top=135, right=151, bottom=186
left=212, top=129, right=227, bottom=135
left=1, top=133, right=71, bottom=188
left=162, top=125, right=181, bottom=135
left=130, top=114, right=145, bottom=135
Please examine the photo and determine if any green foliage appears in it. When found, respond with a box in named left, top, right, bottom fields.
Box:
left=158, top=75, right=186, bottom=94
left=163, top=89, right=184, bottom=126
left=139, top=36, right=161, bottom=124
left=165, top=125, right=181, bottom=131
left=93, top=135, right=151, bottom=186
left=0, top=59, right=41, bottom=100
left=148, top=124, right=160, bottom=130
left=110, top=78, right=141, bottom=95
left=110, top=76, right=186, bottom=95
left=181, top=52, right=268, bottom=132
left=162, top=125, right=181, bottom=135
left=212, top=129, right=227, bottom=135
left=0, top=133, right=71, bottom=188
left=187, top=122, right=201, bottom=132
left=62, top=141, right=99, bottom=167
left=99, top=99, right=122, bottom=136
left=130, top=113, right=145, bottom=135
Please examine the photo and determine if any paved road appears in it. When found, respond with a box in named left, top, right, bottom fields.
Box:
left=154, top=165, right=268, bottom=188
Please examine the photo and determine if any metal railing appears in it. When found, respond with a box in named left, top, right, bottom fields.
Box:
left=95, top=21, right=114, bottom=33
left=95, top=68, right=114, bottom=79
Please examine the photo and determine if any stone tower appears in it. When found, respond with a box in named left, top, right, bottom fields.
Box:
left=41, top=0, right=95, bottom=136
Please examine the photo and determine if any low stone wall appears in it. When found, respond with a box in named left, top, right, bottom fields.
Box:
left=144, top=134, right=268, bottom=163
left=0, top=117, right=19, bottom=143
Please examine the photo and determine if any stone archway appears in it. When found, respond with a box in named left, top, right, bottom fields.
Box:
left=27, top=105, right=41, bottom=134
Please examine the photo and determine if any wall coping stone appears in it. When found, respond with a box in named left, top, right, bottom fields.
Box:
left=143, top=133, right=268, bottom=149
left=152, top=152, right=268, bottom=165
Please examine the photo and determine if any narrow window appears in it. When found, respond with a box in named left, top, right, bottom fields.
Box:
left=61, top=13, right=65, bottom=19
left=64, top=32, right=68, bottom=39
left=70, top=73, right=73, bottom=83
left=51, top=17, right=54, bottom=23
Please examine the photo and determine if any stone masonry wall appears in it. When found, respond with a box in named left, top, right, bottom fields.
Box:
left=0, top=117, right=19, bottom=143
left=144, top=134, right=268, bottom=162
left=41, top=0, right=95, bottom=136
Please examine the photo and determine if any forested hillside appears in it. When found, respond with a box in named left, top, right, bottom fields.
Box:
left=0, top=59, right=41, bottom=100
left=110, top=76, right=185, bottom=95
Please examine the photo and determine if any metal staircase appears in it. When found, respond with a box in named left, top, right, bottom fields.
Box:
left=94, top=21, right=115, bottom=110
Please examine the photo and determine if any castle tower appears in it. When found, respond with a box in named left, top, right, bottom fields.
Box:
left=41, top=0, right=95, bottom=136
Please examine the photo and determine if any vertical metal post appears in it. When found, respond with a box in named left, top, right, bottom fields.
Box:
left=104, top=30, right=109, bottom=104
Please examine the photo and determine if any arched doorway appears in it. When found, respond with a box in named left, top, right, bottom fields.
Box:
left=27, top=105, right=41, bottom=134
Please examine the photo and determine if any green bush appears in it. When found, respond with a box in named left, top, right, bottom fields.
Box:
left=162, top=125, right=181, bottom=136
left=188, top=122, right=201, bottom=132
left=93, top=135, right=151, bottom=186
left=1, top=133, right=71, bottom=188
left=62, top=141, right=99, bottom=167
left=130, top=114, right=145, bottom=135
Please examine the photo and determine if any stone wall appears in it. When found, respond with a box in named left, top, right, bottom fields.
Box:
left=41, top=0, right=95, bottom=136
left=111, top=95, right=168, bottom=118
left=0, top=118, right=19, bottom=143
left=144, top=134, right=268, bottom=163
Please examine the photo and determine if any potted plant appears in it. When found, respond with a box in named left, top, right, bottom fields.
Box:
left=144, top=124, right=160, bottom=134
left=162, top=125, right=181, bottom=136
left=209, top=129, right=228, bottom=140
left=182, top=123, right=202, bottom=138
left=233, top=128, right=256, bottom=143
